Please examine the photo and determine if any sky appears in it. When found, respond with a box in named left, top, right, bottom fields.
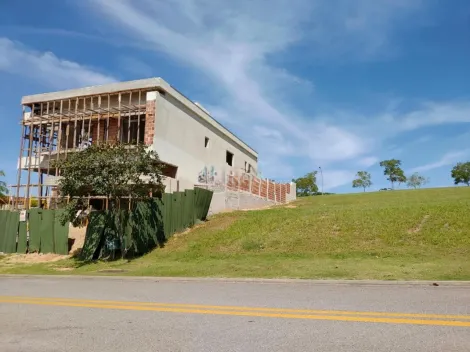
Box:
left=0, top=0, right=469, bottom=193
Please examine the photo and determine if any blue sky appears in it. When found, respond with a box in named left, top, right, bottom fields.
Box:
left=1, top=0, right=469, bottom=193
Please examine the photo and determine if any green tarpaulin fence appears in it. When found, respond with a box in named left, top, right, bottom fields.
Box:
left=0, top=210, right=19, bottom=253
left=0, top=209, right=69, bottom=255
left=80, top=188, right=213, bottom=260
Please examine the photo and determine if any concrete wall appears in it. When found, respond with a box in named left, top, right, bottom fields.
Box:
left=152, top=91, right=258, bottom=191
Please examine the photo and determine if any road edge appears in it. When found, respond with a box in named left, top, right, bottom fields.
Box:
left=1, top=274, right=470, bottom=287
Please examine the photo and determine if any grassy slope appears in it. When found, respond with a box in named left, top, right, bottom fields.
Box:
left=1, top=187, right=470, bottom=280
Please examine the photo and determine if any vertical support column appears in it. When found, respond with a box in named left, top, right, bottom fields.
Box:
left=145, top=91, right=157, bottom=146
left=15, top=107, right=26, bottom=209
left=117, top=93, right=122, bottom=142
left=37, top=102, right=45, bottom=206
left=73, top=98, right=78, bottom=149
left=25, top=104, right=35, bottom=210
left=137, top=90, right=142, bottom=144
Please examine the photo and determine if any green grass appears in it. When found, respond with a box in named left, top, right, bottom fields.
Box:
left=1, top=187, right=470, bottom=280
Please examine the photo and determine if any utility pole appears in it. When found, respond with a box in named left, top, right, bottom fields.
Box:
left=318, top=166, right=324, bottom=195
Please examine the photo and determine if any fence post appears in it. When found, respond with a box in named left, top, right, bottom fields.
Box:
left=266, top=179, right=269, bottom=201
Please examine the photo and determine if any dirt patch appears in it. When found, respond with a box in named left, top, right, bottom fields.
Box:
left=207, top=216, right=239, bottom=231
left=5, top=253, right=69, bottom=264
left=54, top=267, right=74, bottom=272
left=69, top=225, right=86, bottom=255
left=284, top=205, right=297, bottom=209
left=240, top=205, right=273, bottom=211
left=408, top=215, right=430, bottom=234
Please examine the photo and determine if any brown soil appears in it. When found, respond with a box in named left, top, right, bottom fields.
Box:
left=5, top=253, right=69, bottom=264
left=69, top=225, right=86, bottom=255
left=408, top=215, right=430, bottom=234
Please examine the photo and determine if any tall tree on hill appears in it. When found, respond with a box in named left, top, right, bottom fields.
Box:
left=0, top=170, right=8, bottom=198
left=293, top=171, right=318, bottom=196
left=379, top=159, right=406, bottom=189
left=451, top=161, right=470, bottom=186
left=352, top=171, right=372, bottom=192
left=407, top=172, right=428, bottom=189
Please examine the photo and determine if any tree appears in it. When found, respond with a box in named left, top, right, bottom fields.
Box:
left=352, top=171, right=372, bottom=192
left=379, top=159, right=406, bottom=189
left=451, top=161, right=470, bottom=186
left=407, top=172, right=428, bottom=189
left=293, top=171, right=318, bottom=196
left=54, top=143, right=165, bottom=255
left=0, top=170, right=8, bottom=204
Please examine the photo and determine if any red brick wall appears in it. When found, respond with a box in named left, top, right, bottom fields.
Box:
left=268, top=181, right=275, bottom=201
left=240, top=176, right=250, bottom=192
left=145, top=100, right=155, bottom=145
left=91, top=120, right=106, bottom=143
left=251, top=177, right=260, bottom=196
left=260, top=179, right=267, bottom=198
left=281, top=184, right=287, bottom=203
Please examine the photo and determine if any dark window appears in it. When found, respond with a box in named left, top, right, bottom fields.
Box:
left=205, top=137, right=209, bottom=148
left=121, top=117, right=145, bottom=144
left=162, top=163, right=178, bottom=178
left=226, top=151, right=234, bottom=166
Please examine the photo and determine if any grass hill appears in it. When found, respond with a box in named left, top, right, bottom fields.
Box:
left=1, top=187, right=470, bottom=280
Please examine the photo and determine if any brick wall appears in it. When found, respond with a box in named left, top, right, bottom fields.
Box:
left=91, top=120, right=106, bottom=143
left=145, top=100, right=155, bottom=145
left=211, top=173, right=293, bottom=204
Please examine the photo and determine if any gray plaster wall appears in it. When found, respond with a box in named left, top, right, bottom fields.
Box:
left=152, top=92, right=258, bottom=191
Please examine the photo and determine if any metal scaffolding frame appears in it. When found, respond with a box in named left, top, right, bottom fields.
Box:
left=13, top=89, right=149, bottom=210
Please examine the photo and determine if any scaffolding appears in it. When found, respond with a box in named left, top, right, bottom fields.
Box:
left=13, top=89, right=152, bottom=210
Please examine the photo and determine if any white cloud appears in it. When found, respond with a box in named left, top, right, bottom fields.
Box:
left=400, top=102, right=470, bottom=131
left=321, top=169, right=356, bottom=191
left=87, top=0, right=418, bottom=175
left=80, top=0, right=466, bottom=187
left=357, top=156, right=379, bottom=168
left=0, top=38, right=116, bottom=89
left=118, top=56, right=153, bottom=77
left=409, top=149, right=470, bottom=173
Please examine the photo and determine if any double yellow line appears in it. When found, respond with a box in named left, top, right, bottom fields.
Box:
left=1, top=295, right=469, bottom=327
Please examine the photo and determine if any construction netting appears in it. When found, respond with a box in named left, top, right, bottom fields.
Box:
left=80, top=188, right=213, bottom=260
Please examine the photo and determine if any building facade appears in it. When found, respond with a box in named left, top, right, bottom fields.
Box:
left=15, top=78, right=261, bottom=208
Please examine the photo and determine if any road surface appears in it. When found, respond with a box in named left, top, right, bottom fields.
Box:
left=1, top=276, right=469, bottom=351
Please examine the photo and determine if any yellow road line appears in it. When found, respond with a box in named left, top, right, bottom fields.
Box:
left=1, top=296, right=469, bottom=321
left=0, top=297, right=469, bottom=327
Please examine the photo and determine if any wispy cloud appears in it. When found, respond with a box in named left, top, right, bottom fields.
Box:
left=0, top=37, right=116, bottom=90
left=409, top=149, right=470, bottom=173
left=85, top=0, right=425, bottom=180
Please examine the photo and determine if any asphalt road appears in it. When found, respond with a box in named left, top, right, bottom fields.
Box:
left=0, top=276, right=469, bottom=352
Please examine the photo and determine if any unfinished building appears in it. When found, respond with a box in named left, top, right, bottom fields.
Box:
left=14, top=77, right=295, bottom=211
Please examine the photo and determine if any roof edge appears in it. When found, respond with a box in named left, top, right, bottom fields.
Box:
left=20, top=77, right=258, bottom=158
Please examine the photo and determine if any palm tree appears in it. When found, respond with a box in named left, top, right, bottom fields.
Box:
left=0, top=170, right=8, bottom=198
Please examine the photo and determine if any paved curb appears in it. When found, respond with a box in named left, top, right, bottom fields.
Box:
left=1, top=274, right=470, bottom=287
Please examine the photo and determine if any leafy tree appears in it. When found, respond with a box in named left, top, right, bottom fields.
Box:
left=407, top=172, right=428, bottom=189
left=379, top=159, right=406, bottom=189
left=54, top=143, right=164, bottom=254
left=293, top=171, right=318, bottom=197
left=0, top=170, right=7, bottom=204
left=451, top=161, right=470, bottom=186
left=397, top=174, right=407, bottom=189
left=0, top=170, right=8, bottom=196
left=352, top=171, right=372, bottom=192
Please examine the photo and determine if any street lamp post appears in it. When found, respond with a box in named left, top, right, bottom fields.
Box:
left=318, top=166, right=324, bottom=195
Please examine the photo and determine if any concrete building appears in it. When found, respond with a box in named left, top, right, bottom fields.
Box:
left=15, top=77, right=294, bottom=211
